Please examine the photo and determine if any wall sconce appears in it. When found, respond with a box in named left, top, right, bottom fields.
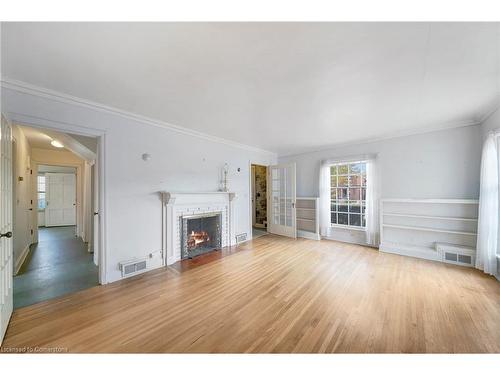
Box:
left=142, top=153, right=151, bottom=161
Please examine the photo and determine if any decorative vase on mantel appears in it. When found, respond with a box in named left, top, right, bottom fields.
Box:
left=219, top=163, right=229, bottom=192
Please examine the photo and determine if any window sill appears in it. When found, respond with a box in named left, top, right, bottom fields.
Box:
left=330, top=224, right=367, bottom=232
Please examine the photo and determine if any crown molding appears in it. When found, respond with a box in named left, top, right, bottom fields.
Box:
left=279, top=118, right=481, bottom=159
left=1, top=77, right=277, bottom=157
left=476, top=97, right=500, bottom=125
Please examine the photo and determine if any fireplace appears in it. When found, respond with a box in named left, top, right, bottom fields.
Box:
left=181, top=212, right=222, bottom=259
left=161, top=191, right=236, bottom=265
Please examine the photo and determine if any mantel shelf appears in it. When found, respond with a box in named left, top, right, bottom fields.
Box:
left=160, top=191, right=237, bottom=205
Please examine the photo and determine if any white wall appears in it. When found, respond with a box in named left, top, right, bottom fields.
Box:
left=11, top=125, right=33, bottom=273
left=280, top=125, right=481, bottom=199
left=279, top=125, right=482, bottom=244
left=1, top=84, right=277, bottom=283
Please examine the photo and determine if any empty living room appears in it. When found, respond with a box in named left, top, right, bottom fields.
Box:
left=1, top=1, right=500, bottom=373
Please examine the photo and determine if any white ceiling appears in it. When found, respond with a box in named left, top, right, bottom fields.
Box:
left=2, top=22, right=499, bottom=155
left=18, top=125, right=95, bottom=159
left=19, top=126, right=61, bottom=150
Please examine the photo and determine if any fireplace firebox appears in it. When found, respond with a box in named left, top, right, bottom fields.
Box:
left=181, top=212, right=222, bottom=259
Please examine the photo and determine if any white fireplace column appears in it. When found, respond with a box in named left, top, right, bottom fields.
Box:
left=160, top=192, right=237, bottom=265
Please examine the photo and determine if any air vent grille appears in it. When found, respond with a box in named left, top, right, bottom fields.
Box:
left=136, top=261, right=147, bottom=271
left=119, top=259, right=148, bottom=277
left=458, top=254, right=472, bottom=264
left=236, top=233, right=247, bottom=243
left=445, top=252, right=457, bottom=262
left=436, top=243, right=475, bottom=268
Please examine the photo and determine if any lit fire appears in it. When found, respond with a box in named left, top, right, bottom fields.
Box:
left=187, top=230, right=210, bottom=249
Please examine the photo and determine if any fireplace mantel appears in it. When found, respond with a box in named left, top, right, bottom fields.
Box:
left=160, top=191, right=237, bottom=265
left=160, top=191, right=237, bottom=206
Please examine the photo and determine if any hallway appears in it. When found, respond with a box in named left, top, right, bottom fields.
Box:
left=13, top=226, right=98, bottom=309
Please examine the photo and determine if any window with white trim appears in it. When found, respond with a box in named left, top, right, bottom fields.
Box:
left=37, top=175, right=46, bottom=210
left=330, top=161, right=367, bottom=228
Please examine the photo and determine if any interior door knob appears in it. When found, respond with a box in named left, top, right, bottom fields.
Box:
left=0, top=231, right=12, bottom=238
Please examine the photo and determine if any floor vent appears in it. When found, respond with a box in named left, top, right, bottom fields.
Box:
left=119, top=258, right=148, bottom=277
left=236, top=233, right=247, bottom=243
left=436, top=243, right=475, bottom=268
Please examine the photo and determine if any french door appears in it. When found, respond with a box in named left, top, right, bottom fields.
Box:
left=45, top=173, right=77, bottom=227
left=0, top=115, right=14, bottom=344
left=268, top=163, right=296, bottom=238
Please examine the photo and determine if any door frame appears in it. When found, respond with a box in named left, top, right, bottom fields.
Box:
left=3, top=114, right=108, bottom=285
left=33, top=163, right=80, bottom=236
left=248, top=161, right=270, bottom=240
left=267, top=163, right=297, bottom=238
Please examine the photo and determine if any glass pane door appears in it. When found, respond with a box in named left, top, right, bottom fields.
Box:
left=268, top=163, right=296, bottom=238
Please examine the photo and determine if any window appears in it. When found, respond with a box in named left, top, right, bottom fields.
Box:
left=330, top=161, right=367, bottom=228
left=37, top=175, right=46, bottom=210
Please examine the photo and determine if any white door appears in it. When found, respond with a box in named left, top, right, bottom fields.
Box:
left=0, top=115, right=14, bottom=344
left=45, top=173, right=76, bottom=227
left=251, top=165, right=256, bottom=227
left=268, top=163, right=296, bottom=238
left=92, top=163, right=99, bottom=266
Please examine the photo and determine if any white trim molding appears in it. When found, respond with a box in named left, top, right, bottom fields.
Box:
left=14, top=244, right=30, bottom=275
left=280, top=120, right=481, bottom=158
left=1, top=78, right=277, bottom=157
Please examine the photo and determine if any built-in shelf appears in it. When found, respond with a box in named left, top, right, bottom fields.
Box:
left=380, top=199, right=479, bottom=265
left=296, top=197, right=320, bottom=240
left=383, top=213, right=478, bottom=222
left=383, top=223, right=477, bottom=236
left=382, top=198, right=479, bottom=204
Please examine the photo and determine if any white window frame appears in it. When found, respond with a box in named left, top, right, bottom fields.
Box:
left=330, top=160, right=368, bottom=230
left=37, top=174, right=47, bottom=211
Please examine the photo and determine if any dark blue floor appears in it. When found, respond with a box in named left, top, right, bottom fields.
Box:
left=13, top=226, right=99, bottom=309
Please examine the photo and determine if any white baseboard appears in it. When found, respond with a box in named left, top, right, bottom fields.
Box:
left=379, top=242, right=440, bottom=262
left=297, top=230, right=321, bottom=241
left=321, top=235, right=375, bottom=248
left=14, top=244, right=31, bottom=275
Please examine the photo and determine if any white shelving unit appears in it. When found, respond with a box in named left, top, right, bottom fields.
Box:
left=379, top=199, right=478, bottom=264
left=296, top=197, right=320, bottom=240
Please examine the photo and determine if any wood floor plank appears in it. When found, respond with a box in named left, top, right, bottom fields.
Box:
left=1, top=234, right=499, bottom=353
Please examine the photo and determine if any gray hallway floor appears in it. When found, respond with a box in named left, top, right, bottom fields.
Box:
left=14, top=226, right=98, bottom=309
left=252, top=227, right=268, bottom=239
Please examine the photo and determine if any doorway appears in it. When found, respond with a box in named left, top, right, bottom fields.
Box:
left=11, top=125, right=99, bottom=309
left=250, top=164, right=268, bottom=239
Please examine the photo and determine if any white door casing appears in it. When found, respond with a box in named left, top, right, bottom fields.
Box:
left=268, top=163, right=297, bottom=238
left=251, top=165, right=256, bottom=227
left=0, top=115, right=14, bottom=344
left=92, top=163, right=99, bottom=266
left=45, top=173, right=77, bottom=227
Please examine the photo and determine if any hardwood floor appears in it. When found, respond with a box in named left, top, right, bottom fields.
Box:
left=2, top=235, right=500, bottom=353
